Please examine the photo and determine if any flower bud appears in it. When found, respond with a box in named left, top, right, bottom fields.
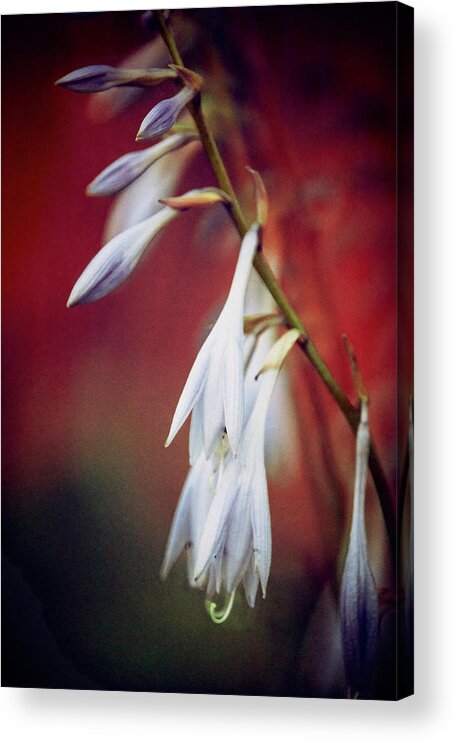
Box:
left=56, top=65, right=177, bottom=93
left=340, top=400, right=379, bottom=696
left=86, top=132, right=199, bottom=196
left=136, top=85, right=197, bottom=141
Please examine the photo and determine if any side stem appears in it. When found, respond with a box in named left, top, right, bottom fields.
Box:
left=155, top=10, right=395, bottom=561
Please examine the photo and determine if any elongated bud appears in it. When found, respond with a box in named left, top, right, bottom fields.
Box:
left=340, top=400, right=379, bottom=696
left=67, top=188, right=224, bottom=307
left=55, top=65, right=177, bottom=93
left=159, top=187, right=230, bottom=210
left=86, top=132, right=199, bottom=196
left=67, top=207, right=177, bottom=307
left=136, top=85, right=197, bottom=141
left=246, top=166, right=268, bottom=226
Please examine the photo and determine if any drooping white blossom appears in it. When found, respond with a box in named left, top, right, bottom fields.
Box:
left=340, top=399, right=379, bottom=696
left=193, top=329, right=300, bottom=603
left=165, top=224, right=260, bottom=459
left=160, top=433, right=230, bottom=595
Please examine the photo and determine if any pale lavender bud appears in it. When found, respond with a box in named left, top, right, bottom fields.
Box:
left=67, top=207, right=178, bottom=307
left=136, top=85, right=197, bottom=141
left=340, top=400, right=379, bottom=696
left=55, top=65, right=176, bottom=93
left=86, top=132, right=199, bottom=196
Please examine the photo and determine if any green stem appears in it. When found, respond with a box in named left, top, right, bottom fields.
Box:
left=155, top=11, right=395, bottom=560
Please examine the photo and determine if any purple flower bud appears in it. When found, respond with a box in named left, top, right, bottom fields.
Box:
left=136, top=86, right=196, bottom=141
left=86, top=132, right=199, bottom=196
left=55, top=65, right=176, bottom=93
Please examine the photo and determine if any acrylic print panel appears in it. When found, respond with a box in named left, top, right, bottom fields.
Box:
left=1, top=3, right=413, bottom=699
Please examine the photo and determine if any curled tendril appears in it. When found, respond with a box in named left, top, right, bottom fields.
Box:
left=205, top=590, right=236, bottom=624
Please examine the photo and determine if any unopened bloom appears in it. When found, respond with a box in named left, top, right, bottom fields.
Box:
left=86, top=132, right=199, bottom=196
left=67, top=206, right=178, bottom=307
left=165, top=224, right=260, bottom=459
left=67, top=187, right=226, bottom=307
left=136, top=68, right=201, bottom=141
left=56, top=65, right=176, bottom=93
left=340, top=399, right=379, bottom=696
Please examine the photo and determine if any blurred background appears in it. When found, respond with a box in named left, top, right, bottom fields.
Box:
left=2, top=4, right=413, bottom=698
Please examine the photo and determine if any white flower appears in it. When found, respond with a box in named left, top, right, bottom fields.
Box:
left=193, top=330, right=300, bottom=609
left=340, top=399, right=379, bottom=696
left=160, top=434, right=230, bottom=595
left=165, top=224, right=260, bottom=460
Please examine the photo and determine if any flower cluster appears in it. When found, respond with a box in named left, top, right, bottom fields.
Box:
left=59, top=15, right=382, bottom=677
left=59, top=47, right=301, bottom=621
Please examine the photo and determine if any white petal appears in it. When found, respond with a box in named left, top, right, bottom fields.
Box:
left=222, top=336, right=244, bottom=457
left=224, top=224, right=260, bottom=321
left=201, top=346, right=225, bottom=458
left=193, top=461, right=239, bottom=582
left=67, top=207, right=176, bottom=306
left=189, top=398, right=204, bottom=466
left=160, top=466, right=195, bottom=580
left=250, top=460, right=271, bottom=597
left=165, top=335, right=212, bottom=448
left=223, top=481, right=253, bottom=593
left=242, top=556, right=260, bottom=608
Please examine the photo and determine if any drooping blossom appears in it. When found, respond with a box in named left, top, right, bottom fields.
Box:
left=340, top=399, right=379, bottom=696
left=162, top=329, right=300, bottom=620
left=193, top=329, right=301, bottom=602
left=165, top=224, right=261, bottom=459
left=160, top=433, right=230, bottom=595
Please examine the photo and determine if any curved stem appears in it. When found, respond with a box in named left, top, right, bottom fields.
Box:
left=155, top=11, right=395, bottom=561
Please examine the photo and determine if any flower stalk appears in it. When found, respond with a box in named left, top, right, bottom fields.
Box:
left=154, top=10, right=395, bottom=561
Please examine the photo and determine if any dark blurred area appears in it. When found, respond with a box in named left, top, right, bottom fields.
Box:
left=2, top=4, right=413, bottom=697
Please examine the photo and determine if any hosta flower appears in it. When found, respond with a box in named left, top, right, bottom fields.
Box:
left=340, top=399, right=379, bottom=696
left=160, top=433, right=230, bottom=594
left=194, top=330, right=300, bottom=603
left=165, top=224, right=260, bottom=459
left=162, top=330, right=300, bottom=620
left=86, top=132, right=199, bottom=196
left=67, top=187, right=227, bottom=307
